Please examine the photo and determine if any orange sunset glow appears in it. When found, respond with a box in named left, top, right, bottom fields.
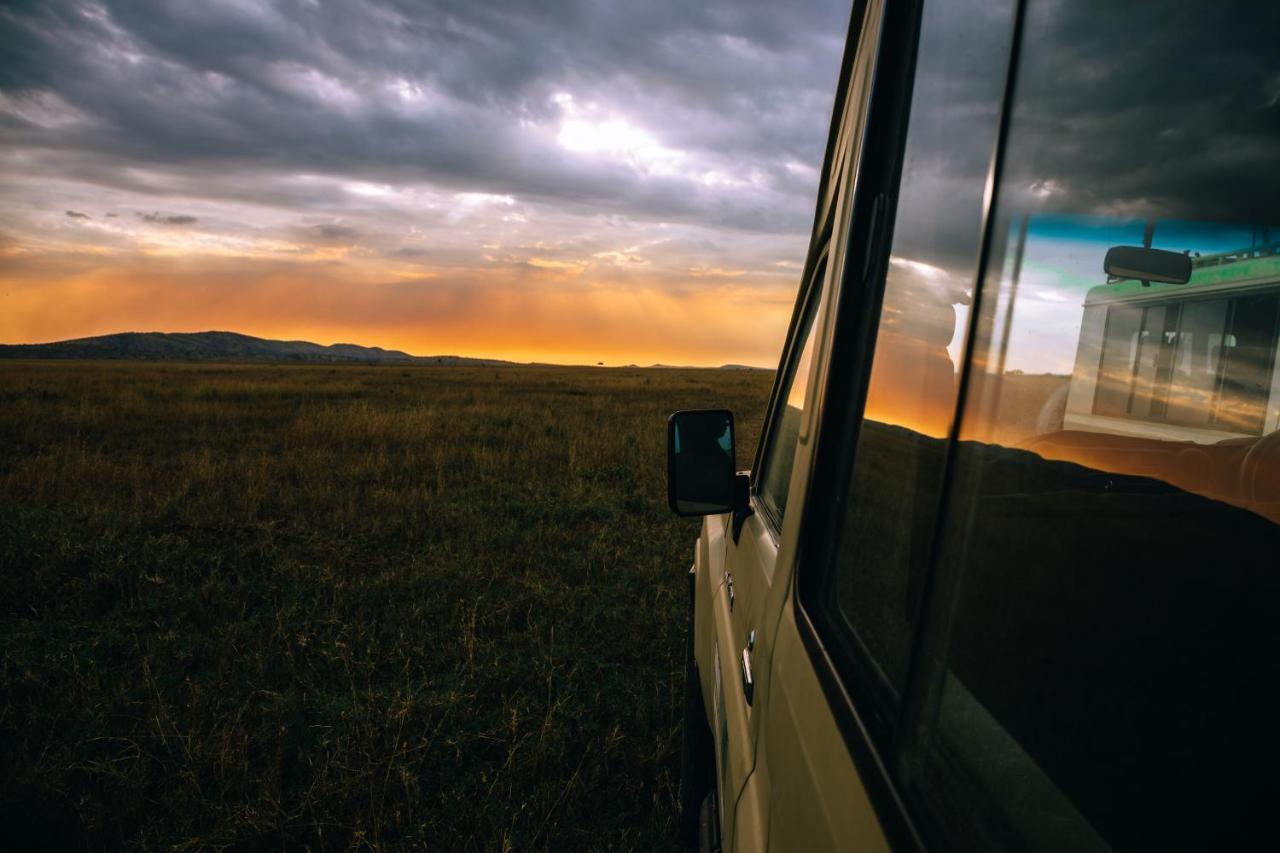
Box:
left=1, top=249, right=798, bottom=366
left=0, top=1, right=848, bottom=366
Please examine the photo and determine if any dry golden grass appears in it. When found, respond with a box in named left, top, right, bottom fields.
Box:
left=0, top=361, right=773, bottom=851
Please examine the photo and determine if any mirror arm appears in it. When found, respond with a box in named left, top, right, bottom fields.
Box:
left=731, top=473, right=753, bottom=544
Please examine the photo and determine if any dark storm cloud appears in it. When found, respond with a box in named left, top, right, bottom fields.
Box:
left=885, top=0, right=1016, bottom=277
left=0, top=0, right=848, bottom=233
left=138, top=212, right=198, bottom=225
left=1004, top=0, right=1280, bottom=224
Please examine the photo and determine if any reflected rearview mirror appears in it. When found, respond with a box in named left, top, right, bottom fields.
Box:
left=1104, top=245, right=1192, bottom=285
left=667, top=410, right=736, bottom=516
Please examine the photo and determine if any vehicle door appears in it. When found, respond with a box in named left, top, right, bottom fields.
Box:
left=772, top=0, right=1280, bottom=850
left=744, top=0, right=1022, bottom=848
left=711, top=2, right=886, bottom=849
left=713, top=245, right=829, bottom=851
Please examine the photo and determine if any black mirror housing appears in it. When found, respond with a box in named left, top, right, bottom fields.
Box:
left=1104, top=245, right=1192, bottom=285
left=667, top=410, right=737, bottom=516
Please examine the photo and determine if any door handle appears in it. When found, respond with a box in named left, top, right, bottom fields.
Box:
left=740, top=630, right=756, bottom=705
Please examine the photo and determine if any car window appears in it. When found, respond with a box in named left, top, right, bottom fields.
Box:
left=900, top=0, right=1280, bottom=849
left=1094, top=291, right=1278, bottom=433
left=807, top=0, right=1016, bottom=727
left=757, top=259, right=827, bottom=523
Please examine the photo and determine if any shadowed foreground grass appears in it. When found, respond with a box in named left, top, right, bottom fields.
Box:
left=0, top=361, right=772, bottom=850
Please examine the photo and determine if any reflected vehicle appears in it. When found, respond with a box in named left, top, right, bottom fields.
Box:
left=663, top=0, right=1279, bottom=851
left=1029, top=231, right=1280, bottom=516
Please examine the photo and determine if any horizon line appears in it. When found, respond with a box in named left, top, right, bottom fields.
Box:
left=0, top=328, right=778, bottom=370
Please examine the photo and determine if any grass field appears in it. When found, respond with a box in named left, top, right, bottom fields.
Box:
left=0, top=361, right=773, bottom=850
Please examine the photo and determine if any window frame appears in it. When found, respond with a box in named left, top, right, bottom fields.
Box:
left=784, top=0, right=1029, bottom=848
left=746, top=0, right=876, bottom=537
left=753, top=251, right=830, bottom=532
left=794, top=0, right=929, bottom=740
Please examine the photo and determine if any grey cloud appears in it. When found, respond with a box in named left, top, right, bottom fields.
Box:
left=138, top=212, right=198, bottom=225
left=64, top=209, right=89, bottom=218
left=1003, top=0, right=1280, bottom=224
left=307, top=223, right=360, bottom=243
left=0, top=0, right=847, bottom=235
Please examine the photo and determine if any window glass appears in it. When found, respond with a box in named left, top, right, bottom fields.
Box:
left=821, top=0, right=1016, bottom=704
left=1215, top=293, right=1280, bottom=434
left=1092, top=305, right=1142, bottom=416
left=901, top=0, right=1280, bottom=849
left=1164, top=299, right=1228, bottom=425
left=757, top=261, right=826, bottom=521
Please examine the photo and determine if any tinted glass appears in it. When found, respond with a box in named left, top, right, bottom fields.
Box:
left=1092, top=304, right=1142, bottom=416
left=758, top=262, right=827, bottom=521
left=670, top=410, right=735, bottom=515
left=824, top=0, right=1016, bottom=701
left=1164, top=299, right=1228, bottom=425
left=1215, top=293, right=1280, bottom=434
left=902, top=1, right=1280, bottom=849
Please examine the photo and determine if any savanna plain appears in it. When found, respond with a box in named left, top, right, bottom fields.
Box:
left=0, top=361, right=773, bottom=850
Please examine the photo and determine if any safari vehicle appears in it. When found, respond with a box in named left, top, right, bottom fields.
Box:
left=665, top=0, right=1279, bottom=850
left=1064, top=242, right=1280, bottom=446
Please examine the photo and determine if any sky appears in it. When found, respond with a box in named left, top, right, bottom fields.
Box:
left=0, top=0, right=849, bottom=366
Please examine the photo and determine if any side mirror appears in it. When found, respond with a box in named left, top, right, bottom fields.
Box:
left=668, top=410, right=737, bottom=516
left=1104, top=245, right=1192, bottom=286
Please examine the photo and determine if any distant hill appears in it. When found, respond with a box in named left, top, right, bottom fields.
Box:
left=0, top=331, right=516, bottom=366
left=645, top=363, right=771, bottom=371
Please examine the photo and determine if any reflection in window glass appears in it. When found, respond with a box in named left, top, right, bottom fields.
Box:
left=826, top=0, right=1014, bottom=700
left=758, top=264, right=826, bottom=521
left=1129, top=305, right=1173, bottom=419
left=1087, top=293, right=1280, bottom=440
left=1092, top=305, right=1141, bottom=416
left=1166, top=299, right=1228, bottom=425
left=1215, top=293, right=1280, bottom=434
left=901, top=0, right=1280, bottom=850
